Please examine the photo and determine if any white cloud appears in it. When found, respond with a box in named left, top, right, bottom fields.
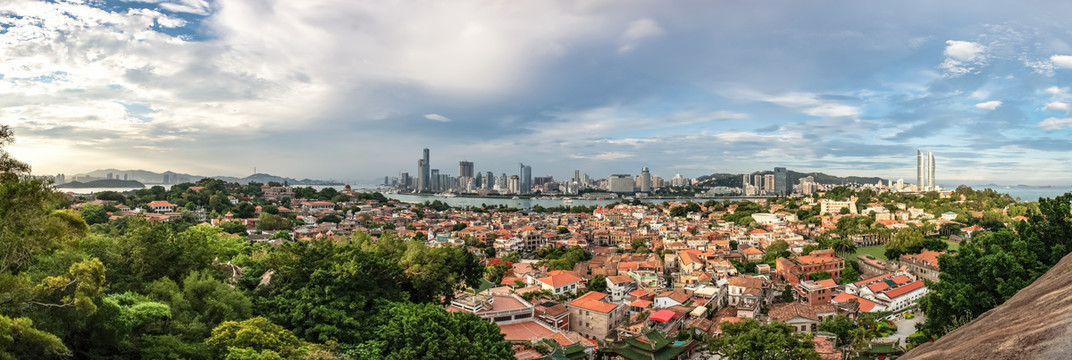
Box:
left=940, top=40, right=987, bottom=77
left=1039, top=117, right=1072, bottom=130
left=1052, top=55, right=1072, bottom=69
left=975, top=100, right=1002, bottom=110
left=569, top=152, right=633, bottom=160
left=761, top=92, right=860, bottom=118
left=1044, top=102, right=1071, bottom=112
left=618, top=18, right=664, bottom=53
left=423, top=114, right=451, bottom=122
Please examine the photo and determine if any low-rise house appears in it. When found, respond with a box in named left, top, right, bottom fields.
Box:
left=796, top=279, right=838, bottom=306
left=727, top=275, right=771, bottom=318
left=768, top=302, right=837, bottom=333
left=605, top=275, right=636, bottom=303
left=776, top=249, right=845, bottom=285
left=654, top=291, right=690, bottom=308
left=899, top=250, right=945, bottom=283
left=537, top=270, right=583, bottom=295
left=147, top=200, right=176, bottom=213
left=567, top=291, right=626, bottom=342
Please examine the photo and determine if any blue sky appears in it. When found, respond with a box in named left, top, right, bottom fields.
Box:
left=3, top=0, right=1072, bottom=185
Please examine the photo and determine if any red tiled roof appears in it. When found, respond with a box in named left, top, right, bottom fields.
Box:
left=831, top=292, right=880, bottom=312
left=147, top=200, right=175, bottom=207
left=569, top=291, right=617, bottom=313
left=498, top=321, right=557, bottom=342
left=815, top=279, right=837, bottom=288
left=884, top=280, right=925, bottom=298
left=630, top=299, right=653, bottom=308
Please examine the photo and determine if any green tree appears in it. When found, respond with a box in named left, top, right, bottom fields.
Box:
left=219, top=221, right=249, bottom=236
left=80, top=203, right=111, bottom=226
left=764, top=241, right=791, bottom=262
left=205, top=317, right=304, bottom=359
left=234, top=202, right=257, bottom=219
left=818, top=315, right=854, bottom=344
left=0, top=314, right=70, bottom=359
left=809, top=271, right=831, bottom=281
left=708, top=319, right=820, bottom=360
left=588, top=274, right=607, bottom=293
left=146, top=270, right=253, bottom=340
left=840, top=265, right=860, bottom=284
left=885, top=228, right=925, bottom=259
left=669, top=206, right=687, bottom=217
left=358, top=302, right=512, bottom=360
left=257, top=213, right=293, bottom=231
left=780, top=285, right=793, bottom=303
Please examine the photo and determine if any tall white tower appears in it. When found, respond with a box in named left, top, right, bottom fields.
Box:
left=928, top=152, right=935, bottom=190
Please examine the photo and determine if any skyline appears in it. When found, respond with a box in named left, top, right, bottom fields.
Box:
left=5, top=1, right=1072, bottom=184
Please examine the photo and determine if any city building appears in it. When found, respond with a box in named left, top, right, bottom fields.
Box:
left=900, top=250, right=945, bottom=283
left=775, top=249, right=845, bottom=285
left=763, top=174, right=775, bottom=193
left=608, top=174, right=634, bottom=193
left=458, top=161, right=474, bottom=178
left=639, top=167, right=652, bottom=193
left=420, top=148, right=430, bottom=192
left=928, top=151, right=936, bottom=190
left=567, top=291, right=626, bottom=342
left=774, top=167, right=789, bottom=196
left=519, top=163, right=532, bottom=194
left=917, top=150, right=924, bottom=191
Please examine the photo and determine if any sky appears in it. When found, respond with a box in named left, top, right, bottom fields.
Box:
left=3, top=0, right=1072, bottom=185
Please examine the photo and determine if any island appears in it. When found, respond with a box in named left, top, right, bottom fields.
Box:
left=56, top=179, right=146, bottom=188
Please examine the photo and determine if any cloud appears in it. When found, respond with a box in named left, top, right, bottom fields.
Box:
left=940, top=40, right=987, bottom=77
left=975, top=100, right=1002, bottom=110
left=1039, top=117, right=1072, bottom=130
left=618, top=18, right=664, bottom=53
left=761, top=92, right=861, bottom=118
left=570, top=152, right=633, bottom=161
left=1052, top=55, right=1072, bottom=69
left=1044, top=102, right=1071, bottom=112
left=423, top=114, right=452, bottom=122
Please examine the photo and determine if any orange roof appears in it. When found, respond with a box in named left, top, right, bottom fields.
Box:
left=147, top=200, right=176, bottom=207
left=832, top=292, right=880, bottom=312
left=884, top=280, right=925, bottom=298
left=538, top=272, right=582, bottom=287
left=630, top=299, right=653, bottom=308
left=569, top=291, right=617, bottom=313
left=606, top=275, right=633, bottom=284
left=749, top=228, right=768, bottom=234
left=742, top=247, right=764, bottom=255
left=815, top=279, right=837, bottom=288
left=867, top=282, right=890, bottom=293
left=854, top=273, right=894, bottom=286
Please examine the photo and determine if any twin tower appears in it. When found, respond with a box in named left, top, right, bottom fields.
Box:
left=917, top=150, right=935, bottom=191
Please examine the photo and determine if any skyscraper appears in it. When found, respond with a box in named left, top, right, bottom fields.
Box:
left=519, top=163, right=532, bottom=194
left=742, top=174, right=750, bottom=187
left=753, top=174, right=763, bottom=190
left=763, top=174, right=775, bottom=193
left=928, top=152, right=935, bottom=190
left=773, top=167, right=789, bottom=196
left=640, top=167, right=652, bottom=192
left=574, top=170, right=580, bottom=184
left=917, top=150, right=923, bottom=190
left=458, top=161, right=474, bottom=178
left=474, top=172, right=483, bottom=188
left=485, top=171, right=494, bottom=189
left=430, top=169, right=440, bottom=192
left=416, top=149, right=431, bottom=192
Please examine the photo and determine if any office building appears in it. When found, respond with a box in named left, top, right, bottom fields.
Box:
left=458, top=161, right=474, bottom=178
left=763, top=174, right=775, bottom=193
left=916, top=150, right=923, bottom=190
left=485, top=171, right=494, bottom=189
left=928, top=152, right=935, bottom=190
left=774, top=167, right=789, bottom=196
left=519, top=163, right=532, bottom=194
left=608, top=174, right=634, bottom=193
left=640, top=167, right=652, bottom=192
left=574, top=170, right=580, bottom=184
left=508, top=175, right=520, bottom=194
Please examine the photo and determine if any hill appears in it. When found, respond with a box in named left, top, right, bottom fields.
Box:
left=696, top=170, right=884, bottom=188
left=902, top=250, right=1072, bottom=359
left=68, top=169, right=342, bottom=185
left=56, top=179, right=145, bottom=188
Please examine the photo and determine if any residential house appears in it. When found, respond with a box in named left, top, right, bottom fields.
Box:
left=768, top=302, right=837, bottom=333
left=567, top=291, right=626, bottom=342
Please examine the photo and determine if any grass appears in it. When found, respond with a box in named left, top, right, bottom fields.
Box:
left=848, top=240, right=959, bottom=263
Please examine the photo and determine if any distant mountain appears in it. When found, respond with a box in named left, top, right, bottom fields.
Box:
left=696, top=170, right=884, bottom=188
left=66, top=169, right=342, bottom=186
left=57, top=179, right=145, bottom=189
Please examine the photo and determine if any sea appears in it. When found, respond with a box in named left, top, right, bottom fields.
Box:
left=59, top=184, right=1072, bottom=208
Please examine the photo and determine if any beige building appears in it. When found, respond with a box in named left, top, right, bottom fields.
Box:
left=567, top=291, right=626, bottom=342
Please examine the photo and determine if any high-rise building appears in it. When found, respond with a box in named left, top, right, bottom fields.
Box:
left=56, top=174, right=65, bottom=184
left=742, top=174, right=750, bottom=187
left=508, top=175, right=520, bottom=194
left=753, top=174, right=763, bottom=190
left=917, top=150, right=923, bottom=190
left=123, top=173, right=128, bottom=181
left=485, top=171, right=494, bottom=189
left=608, top=174, right=634, bottom=193
left=474, top=172, right=483, bottom=188
left=458, top=161, right=474, bottom=178
left=640, top=167, right=652, bottom=192
left=163, top=174, right=170, bottom=184
left=419, top=149, right=431, bottom=192
left=928, top=152, right=935, bottom=190
left=416, top=159, right=426, bottom=191
left=763, top=174, right=775, bottom=193
left=400, top=172, right=410, bottom=189
left=774, top=167, right=789, bottom=196
left=384, top=176, right=389, bottom=185
left=574, top=170, right=580, bottom=184
left=519, top=163, right=532, bottom=194
left=431, top=169, right=440, bottom=192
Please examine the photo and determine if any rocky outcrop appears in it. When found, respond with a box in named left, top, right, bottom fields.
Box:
left=903, top=251, right=1072, bottom=359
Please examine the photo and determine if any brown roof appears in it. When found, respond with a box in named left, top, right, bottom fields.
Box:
left=656, top=290, right=690, bottom=304
left=768, top=302, right=836, bottom=322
